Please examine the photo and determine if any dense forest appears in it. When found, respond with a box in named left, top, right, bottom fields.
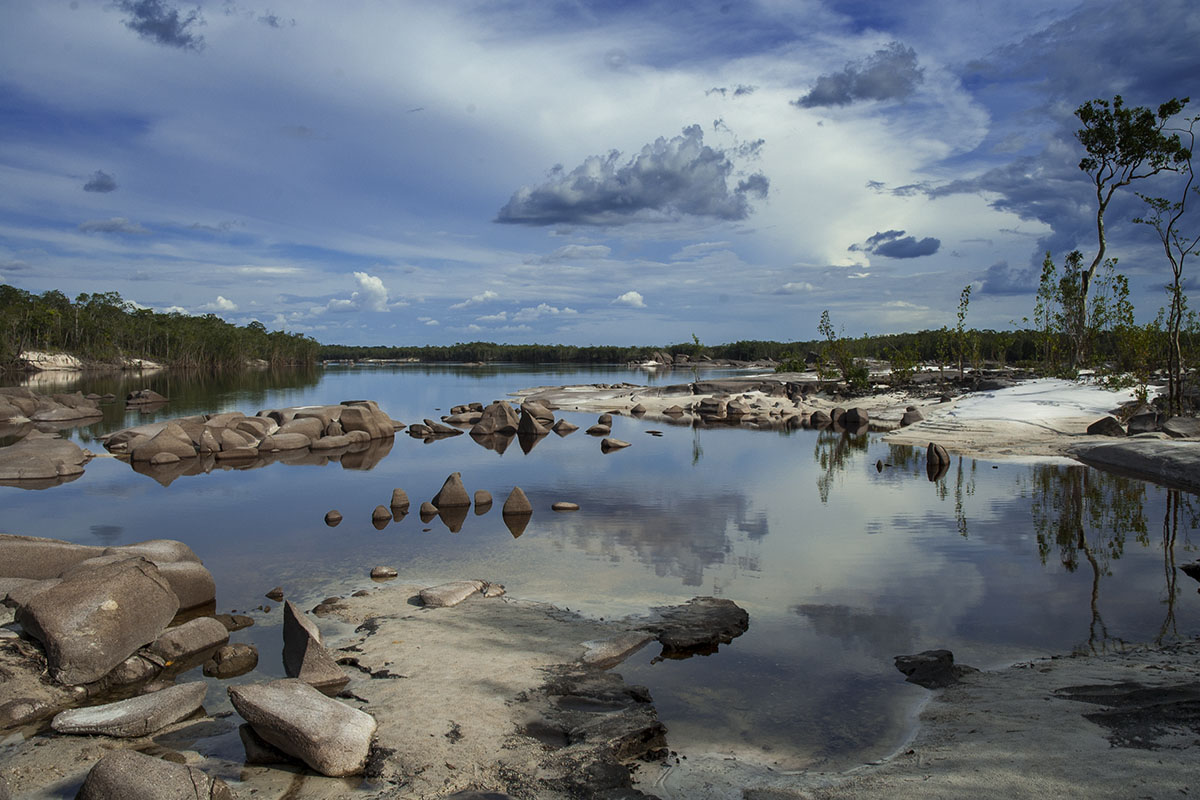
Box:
left=0, top=285, right=319, bottom=371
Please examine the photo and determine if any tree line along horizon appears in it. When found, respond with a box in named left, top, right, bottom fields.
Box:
left=1, top=95, right=1195, bottom=411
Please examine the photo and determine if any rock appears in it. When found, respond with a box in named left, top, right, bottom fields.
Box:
left=76, top=749, right=234, bottom=800
left=370, top=566, right=398, bottom=579
left=470, top=401, right=519, bottom=436
left=283, top=601, right=349, bottom=694
left=338, top=405, right=386, bottom=439
left=419, top=501, right=438, bottom=521
left=1087, top=416, right=1126, bottom=437
left=1127, top=410, right=1160, bottom=434
left=265, top=586, right=284, bottom=601
left=641, top=597, right=750, bottom=658
left=16, top=557, right=179, bottom=685
left=552, top=501, right=580, bottom=511
left=551, top=419, right=579, bottom=435
left=504, top=513, right=531, bottom=538
left=502, top=486, right=532, bottom=515
left=422, top=418, right=464, bottom=437
left=0, top=431, right=89, bottom=482
left=390, top=488, right=410, bottom=510
left=1162, top=416, right=1200, bottom=438
left=842, top=407, right=868, bottom=426
left=809, top=409, right=832, bottom=427
left=149, top=452, right=179, bottom=465
left=371, top=505, right=391, bottom=524
left=125, top=388, right=168, bottom=405
left=900, top=408, right=924, bottom=427
left=130, top=422, right=196, bottom=462
left=104, top=654, right=162, bottom=688
left=432, top=472, right=471, bottom=507
left=630, top=403, right=647, bottom=415
left=517, top=408, right=549, bottom=436
left=586, top=423, right=612, bottom=436
left=203, top=643, right=259, bottom=678
left=311, top=433, right=351, bottom=450
left=597, top=412, right=614, bottom=426
left=601, top=438, right=631, bottom=452
left=228, top=679, right=377, bottom=777
left=0, top=697, right=54, bottom=730
left=894, top=649, right=977, bottom=689
left=927, top=442, right=950, bottom=466
left=51, top=681, right=208, bottom=737
left=439, top=504, right=469, bottom=532
left=662, top=405, right=685, bottom=416
left=324, top=509, right=343, bottom=527
left=147, top=617, right=229, bottom=664
left=214, top=613, right=254, bottom=632
left=278, top=417, right=324, bottom=440
left=419, top=580, right=486, bottom=608
left=581, top=632, right=656, bottom=669
left=1069, top=440, right=1200, bottom=494
left=473, top=489, right=493, bottom=510
left=0, top=533, right=99, bottom=578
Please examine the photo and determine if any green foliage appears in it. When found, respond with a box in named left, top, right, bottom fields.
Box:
left=886, top=344, right=919, bottom=385
left=0, top=284, right=318, bottom=372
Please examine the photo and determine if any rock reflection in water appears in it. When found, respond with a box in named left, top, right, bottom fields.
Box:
left=126, top=437, right=394, bottom=486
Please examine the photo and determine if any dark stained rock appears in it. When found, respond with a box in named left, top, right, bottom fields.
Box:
left=809, top=409, right=832, bottom=428
left=51, top=681, right=208, bottom=737
left=228, top=679, right=377, bottom=777
left=927, top=441, right=950, bottom=466
left=894, top=649, right=977, bottom=689
left=1087, top=416, right=1126, bottom=437
left=640, top=597, right=750, bottom=659
left=1126, top=410, right=1160, bottom=434
left=1180, top=561, right=1200, bottom=583
left=432, top=472, right=471, bottom=507
left=502, top=486, right=532, bottom=515
left=75, top=749, right=234, bottom=800
left=842, top=407, right=868, bottom=426
left=16, top=557, right=179, bottom=685
left=203, top=643, right=259, bottom=678
left=266, top=586, right=284, bottom=601
left=282, top=601, right=349, bottom=694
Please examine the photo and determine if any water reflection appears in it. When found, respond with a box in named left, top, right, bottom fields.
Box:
left=814, top=428, right=869, bottom=503
left=126, top=437, right=395, bottom=486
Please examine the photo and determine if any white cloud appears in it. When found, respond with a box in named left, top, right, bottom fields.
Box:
left=778, top=281, right=815, bottom=294
left=511, top=303, right=578, bottom=322
left=160, top=305, right=188, bottom=315
left=425, top=319, right=440, bottom=326
left=612, top=291, right=645, bottom=308
left=449, top=290, right=499, bottom=309
left=201, top=296, right=238, bottom=312
left=327, top=271, right=390, bottom=313
left=476, top=312, right=508, bottom=322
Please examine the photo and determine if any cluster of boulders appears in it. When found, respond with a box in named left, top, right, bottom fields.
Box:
left=1087, top=405, right=1200, bottom=439
left=407, top=398, right=631, bottom=456
left=335, top=473, right=543, bottom=536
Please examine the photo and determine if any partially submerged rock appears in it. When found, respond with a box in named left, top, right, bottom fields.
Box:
left=51, top=681, right=208, bottom=737
left=1070, top=439, right=1200, bottom=494
left=0, top=431, right=89, bottom=484
left=894, top=649, right=978, bottom=689
left=639, top=597, right=750, bottom=659
left=432, top=472, right=471, bottom=507
left=75, top=747, right=234, bottom=800
left=228, top=678, right=377, bottom=777
left=203, top=643, right=259, bottom=678
left=147, top=616, right=229, bottom=664
left=419, top=580, right=504, bottom=608
left=502, top=486, right=533, bottom=516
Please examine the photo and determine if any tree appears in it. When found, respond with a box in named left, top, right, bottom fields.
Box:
left=1073, top=95, right=1190, bottom=364
left=953, top=284, right=974, bottom=380
left=1134, top=113, right=1199, bottom=415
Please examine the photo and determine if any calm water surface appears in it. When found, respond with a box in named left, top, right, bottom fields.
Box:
left=4, top=364, right=1198, bottom=773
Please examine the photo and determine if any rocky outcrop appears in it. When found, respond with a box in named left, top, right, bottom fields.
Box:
left=0, top=431, right=89, bottom=483
left=1069, top=440, right=1200, bottom=493
left=75, top=748, right=234, bottom=800
left=470, top=401, right=519, bottom=436
left=228, top=679, right=377, bottom=777
left=894, top=649, right=977, bottom=689
left=1086, top=416, right=1125, bottom=436
left=51, top=681, right=208, bottom=737
left=15, top=557, right=179, bottom=685
left=638, top=597, right=749, bottom=659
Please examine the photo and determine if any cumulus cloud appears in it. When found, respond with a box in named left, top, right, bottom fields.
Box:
left=160, top=305, right=188, bottom=315
left=78, top=217, right=149, bottom=234
left=849, top=229, right=941, bottom=259
left=794, top=42, right=924, bottom=108
left=327, top=271, right=389, bottom=312
left=476, top=312, right=508, bottom=323
left=83, top=170, right=117, bottom=193
left=449, top=289, right=500, bottom=309
left=776, top=281, right=815, bottom=294
left=613, top=291, right=645, bottom=308
left=533, top=244, right=612, bottom=263
left=511, top=303, right=577, bottom=322
left=496, top=125, right=769, bottom=226
left=201, top=296, right=237, bottom=312
left=115, top=0, right=205, bottom=51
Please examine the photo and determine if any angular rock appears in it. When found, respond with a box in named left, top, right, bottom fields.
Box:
left=76, top=749, right=234, bottom=800
left=16, top=557, right=179, bottom=685
left=371, top=505, right=391, bottom=523
left=228, top=678, right=377, bottom=777
left=641, top=597, right=749, bottom=658
left=423, top=418, right=464, bottom=437
left=473, top=489, right=493, bottom=510
left=470, top=401, right=520, bottom=436
left=517, top=408, right=549, bottom=436
left=809, top=409, right=832, bottom=427
left=52, top=681, right=208, bottom=737
left=1127, top=410, right=1160, bottom=434
left=1087, top=416, right=1126, bottom=437
left=283, top=600, right=349, bottom=694
left=204, top=643, right=259, bottom=678
left=927, top=441, right=950, bottom=466
left=419, top=580, right=485, bottom=608
left=900, top=408, right=924, bottom=427
left=662, top=405, right=685, bottom=417
left=266, top=586, right=284, bottom=601
left=390, top=488, right=410, bottom=511
left=147, top=617, right=229, bottom=664
left=130, top=422, right=196, bottom=463
left=432, top=472, right=471, bottom=507
left=551, top=419, right=578, bottom=435
left=502, top=486, right=532, bottom=515
left=601, top=437, right=631, bottom=452
left=1162, top=416, right=1200, bottom=438
left=370, top=565, right=398, bottom=579
left=214, top=613, right=254, bottom=632
left=894, top=649, right=977, bottom=689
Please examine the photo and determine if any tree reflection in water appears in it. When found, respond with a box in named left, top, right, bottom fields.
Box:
left=813, top=427, right=870, bottom=503
left=1158, top=489, right=1199, bottom=643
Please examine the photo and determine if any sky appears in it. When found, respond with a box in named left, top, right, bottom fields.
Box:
left=1, top=0, right=1198, bottom=347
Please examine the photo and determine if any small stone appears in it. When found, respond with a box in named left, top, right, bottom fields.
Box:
left=552, top=502, right=580, bottom=511
left=371, top=505, right=391, bottom=522
left=203, top=643, right=259, bottom=679
left=266, top=586, right=284, bottom=601
left=601, top=438, right=631, bottom=452
left=324, top=510, right=343, bottom=527
left=502, top=487, right=532, bottom=515
left=390, top=488, right=410, bottom=510
left=370, top=566, right=398, bottom=580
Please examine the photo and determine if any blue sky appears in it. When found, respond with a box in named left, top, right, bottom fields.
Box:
left=1, top=0, right=1197, bottom=346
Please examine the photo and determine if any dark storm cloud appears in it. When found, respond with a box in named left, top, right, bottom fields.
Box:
left=116, top=0, right=205, bottom=51
left=83, top=170, right=117, bottom=193
left=793, top=42, right=924, bottom=108
left=496, top=125, right=769, bottom=226
left=979, top=261, right=1038, bottom=295
left=849, top=229, right=940, bottom=259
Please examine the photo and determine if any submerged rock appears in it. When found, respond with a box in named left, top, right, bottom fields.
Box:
left=203, top=643, right=259, bottom=679
left=51, top=681, right=208, bottom=737
left=894, top=649, right=978, bottom=689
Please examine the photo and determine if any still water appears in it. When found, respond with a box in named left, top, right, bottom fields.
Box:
left=4, top=364, right=1198, bottom=772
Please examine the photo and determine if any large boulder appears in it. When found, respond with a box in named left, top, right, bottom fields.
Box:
left=51, top=681, right=208, bottom=737
left=75, top=749, right=234, bottom=800
left=228, top=679, right=377, bottom=777
left=1162, top=416, right=1200, bottom=438
left=130, top=422, right=196, bottom=463
left=147, top=617, right=229, bottom=664
left=282, top=601, right=349, bottom=694
left=339, top=404, right=387, bottom=439
left=0, top=533, right=99, bottom=578
left=470, top=401, right=519, bottom=436
left=517, top=408, right=549, bottom=436
left=340, top=400, right=396, bottom=438
left=15, top=557, right=179, bottom=685
left=0, top=432, right=89, bottom=482
left=1086, top=416, right=1126, bottom=437
left=432, top=472, right=471, bottom=508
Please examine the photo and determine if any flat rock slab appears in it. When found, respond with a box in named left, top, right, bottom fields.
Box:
left=228, top=678, right=377, bottom=777
left=75, top=748, right=234, bottom=800
left=148, top=617, right=229, bottom=664
left=1069, top=439, right=1200, bottom=493
left=581, top=632, right=656, bottom=669
left=51, top=681, right=208, bottom=737
left=419, top=580, right=487, bottom=608
left=638, top=596, right=750, bottom=658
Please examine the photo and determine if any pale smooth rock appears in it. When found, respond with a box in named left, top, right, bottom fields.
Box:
left=52, top=681, right=208, bottom=738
